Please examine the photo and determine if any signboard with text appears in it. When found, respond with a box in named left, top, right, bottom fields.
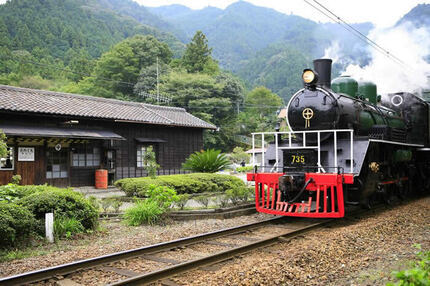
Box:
left=18, top=147, right=35, bottom=162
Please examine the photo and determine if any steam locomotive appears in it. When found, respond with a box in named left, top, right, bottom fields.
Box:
left=247, top=58, right=430, bottom=218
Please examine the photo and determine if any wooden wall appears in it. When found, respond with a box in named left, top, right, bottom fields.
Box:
left=0, top=114, right=205, bottom=186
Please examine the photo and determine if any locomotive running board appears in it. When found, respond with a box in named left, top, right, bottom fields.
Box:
left=247, top=172, right=354, bottom=218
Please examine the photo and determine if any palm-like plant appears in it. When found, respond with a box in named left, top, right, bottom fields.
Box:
left=182, top=149, right=230, bottom=173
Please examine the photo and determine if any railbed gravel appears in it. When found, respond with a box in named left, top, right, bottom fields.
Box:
left=170, top=197, right=430, bottom=286
left=0, top=213, right=271, bottom=277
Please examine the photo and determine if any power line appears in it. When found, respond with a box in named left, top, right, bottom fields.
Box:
left=303, top=0, right=412, bottom=70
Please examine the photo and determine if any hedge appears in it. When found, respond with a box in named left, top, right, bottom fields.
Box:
left=19, top=188, right=99, bottom=231
left=0, top=184, right=63, bottom=203
left=0, top=202, right=37, bottom=248
left=115, top=173, right=246, bottom=197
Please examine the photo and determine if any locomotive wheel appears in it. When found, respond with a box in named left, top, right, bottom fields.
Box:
left=361, top=194, right=377, bottom=209
left=396, top=177, right=409, bottom=201
left=382, top=185, right=394, bottom=205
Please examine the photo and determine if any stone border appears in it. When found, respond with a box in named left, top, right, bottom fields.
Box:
left=99, top=203, right=256, bottom=221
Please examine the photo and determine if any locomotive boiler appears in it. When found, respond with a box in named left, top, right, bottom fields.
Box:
left=247, top=59, right=430, bottom=218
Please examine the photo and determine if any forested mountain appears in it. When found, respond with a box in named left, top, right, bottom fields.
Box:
left=0, top=0, right=183, bottom=60
left=149, top=2, right=317, bottom=72
left=96, top=0, right=187, bottom=42
left=1, top=0, right=426, bottom=100
left=0, top=0, right=427, bottom=150
left=236, top=21, right=374, bottom=101
left=149, top=1, right=373, bottom=101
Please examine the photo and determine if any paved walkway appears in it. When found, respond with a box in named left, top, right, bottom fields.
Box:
left=73, top=186, right=126, bottom=199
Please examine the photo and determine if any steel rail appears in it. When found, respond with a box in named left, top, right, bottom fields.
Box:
left=0, top=217, right=286, bottom=286
left=108, top=220, right=332, bottom=286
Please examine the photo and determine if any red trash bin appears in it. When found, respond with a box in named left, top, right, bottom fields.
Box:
left=95, top=169, right=108, bottom=189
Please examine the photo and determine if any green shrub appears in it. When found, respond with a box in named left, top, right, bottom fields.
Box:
left=19, top=188, right=98, bottom=231
left=111, top=200, right=123, bottom=213
left=226, top=186, right=252, bottom=205
left=0, top=202, right=37, bottom=248
left=236, top=166, right=254, bottom=173
left=123, top=200, right=164, bottom=226
left=216, top=194, right=230, bottom=208
left=230, top=147, right=250, bottom=164
left=388, top=244, right=430, bottom=286
left=10, top=175, right=21, bottom=185
left=182, top=149, right=230, bottom=173
left=146, top=184, right=178, bottom=210
left=88, top=196, right=100, bottom=211
left=54, top=216, right=84, bottom=239
left=100, top=199, right=112, bottom=212
left=0, top=184, right=64, bottom=203
left=195, top=195, right=210, bottom=208
left=115, top=173, right=245, bottom=197
left=176, top=194, right=190, bottom=210
left=144, top=146, right=160, bottom=179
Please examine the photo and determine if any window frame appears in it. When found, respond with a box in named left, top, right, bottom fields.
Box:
left=136, top=144, right=156, bottom=168
left=0, top=147, right=14, bottom=171
left=71, top=144, right=101, bottom=168
left=46, top=148, right=68, bottom=179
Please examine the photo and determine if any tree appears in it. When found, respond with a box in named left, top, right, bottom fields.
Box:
left=64, top=49, right=94, bottom=82
left=245, top=86, right=283, bottom=118
left=143, top=146, right=160, bottom=179
left=182, top=31, right=213, bottom=73
left=230, top=147, right=250, bottom=164
left=237, top=87, right=283, bottom=136
left=0, top=19, right=11, bottom=48
left=158, top=71, right=244, bottom=151
left=133, top=62, right=170, bottom=101
left=0, top=130, right=7, bottom=159
left=92, top=35, right=173, bottom=97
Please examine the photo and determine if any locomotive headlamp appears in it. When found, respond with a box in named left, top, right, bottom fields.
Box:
left=302, top=69, right=318, bottom=85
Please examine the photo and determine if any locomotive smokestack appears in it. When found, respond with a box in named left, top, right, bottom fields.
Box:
left=313, top=59, right=332, bottom=89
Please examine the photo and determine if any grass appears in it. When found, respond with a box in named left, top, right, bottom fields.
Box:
left=0, top=223, right=108, bottom=263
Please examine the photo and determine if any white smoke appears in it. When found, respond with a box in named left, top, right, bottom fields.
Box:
left=342, top=22, right=430, bottom=94
left=323, top=41, right=341, bottom=63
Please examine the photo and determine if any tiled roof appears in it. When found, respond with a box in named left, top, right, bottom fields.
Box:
left=0, top=85, right=216, bottom=129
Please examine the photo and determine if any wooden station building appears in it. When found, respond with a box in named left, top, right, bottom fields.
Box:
left=0, top=85, right=215, bottom=187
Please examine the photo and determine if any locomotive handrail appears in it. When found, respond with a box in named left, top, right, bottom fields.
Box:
left=251, top=165, right=346, bottom=174
left=251, top=129, right=354, bottom=174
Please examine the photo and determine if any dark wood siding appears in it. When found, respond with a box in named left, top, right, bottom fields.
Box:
left=0, top=113, right=205, bottom=187
left=0, top=171, right=13, bottom=184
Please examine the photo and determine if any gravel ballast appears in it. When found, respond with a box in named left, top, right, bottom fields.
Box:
left=0, top=213, right=271, bottom=277
left=2, top=198, right=429, bottom=285
left=173, top=197, right=430, bottom=286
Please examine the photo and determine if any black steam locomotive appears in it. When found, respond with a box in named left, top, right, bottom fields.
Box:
left=247, top=58, right=430, bottom=218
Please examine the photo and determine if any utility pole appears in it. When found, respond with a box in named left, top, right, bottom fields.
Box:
left=156, top=57, right=160, bottom=103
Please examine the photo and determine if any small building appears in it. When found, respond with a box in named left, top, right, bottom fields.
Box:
left=0, top=85, right=215, bottom=187
left=245, top=147, right=267, bottom=166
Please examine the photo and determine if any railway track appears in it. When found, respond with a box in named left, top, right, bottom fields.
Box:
left=0, top=213, right=354, bottom=286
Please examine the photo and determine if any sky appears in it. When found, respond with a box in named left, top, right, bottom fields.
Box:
left=134, top=0, right=429, bottom=28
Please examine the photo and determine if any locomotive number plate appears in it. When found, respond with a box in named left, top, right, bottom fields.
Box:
left=283, top=150, right=317, bottom=168
left=291, top=155, right=305, bottom=164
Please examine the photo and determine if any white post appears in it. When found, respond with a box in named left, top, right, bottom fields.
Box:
left=334, top=131, right=338, bottom=172
left=317, top=132, right=321, bottom=173
left=252, top=133, right=255, bottom=167
left=275, top=133, right=279, bottom=172
left=261, top=134, right=265, bottom=172
left=350, top=130, right=354, bottom=173
left=45, top=213, right=54, bottom=243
